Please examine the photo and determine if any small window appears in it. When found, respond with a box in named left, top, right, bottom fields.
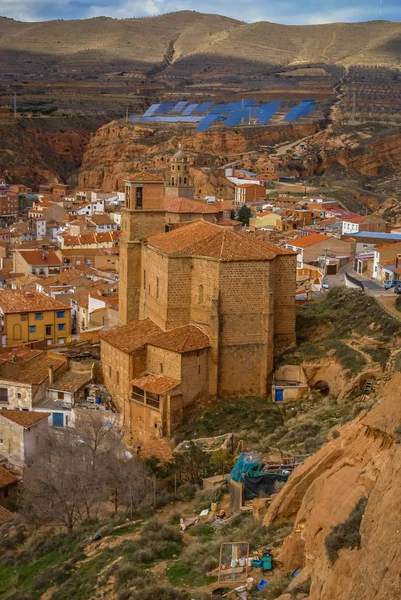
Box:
left=0, top=439, right=3, bottom=444
left=58, top=391, right=65, bottom=400
left=58, top=338, right=65, bottom=345
left=198, top=284, right=204, bottom=304
left=46, top=325, right=52, bottom=336
left=156, top=277, right=159, bottom=298
left=17, top=393, right=21, bottom=399
left=143, top=270, right=146, bottom=290
left=58, top=324, right=65, bottom=331
left=0, top=388, right=8, bottom=402
left=109, top=366, right=112, bottom=377
left=116, top=371, right=119, bottom=384
left=160, top=363, right=163, bottom=374
left=57, top=311, right=65, bottom=318
left=4, top=488, right=8, bottom=498
left=35, top=313, right=43, bottom=320
left=20, top=313, right=27, bottom=321
left=29, top=326, right=36, bottom=333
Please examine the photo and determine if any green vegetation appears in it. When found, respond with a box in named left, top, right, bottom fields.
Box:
left=280, top=288, right=400, bottom=375
left=325, top=497, right=368, bottom=564
left=238, top=205, right=252, bottom=226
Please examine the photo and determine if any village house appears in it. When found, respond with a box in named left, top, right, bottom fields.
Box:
left=0, top=289, right=71, bottom=346
left=342, top=214, right=386, bottom=236
left=249, top=211, right=283, bottom=232
left=58, top=231, right=120, bottom=250
left=164, top=196, right=220, bottom=229
left=0, top=188, right=19, bottom=219
left=74, top=199, right=105, bottom=216
left=0, top=410, right=50, bottom=470
left=285, top=233, right=352, bottom=271
left=29, top=216, right=46, bottom=239
left=101, top=167, right=297, bottom=444
left=0, top=465, right=18, bottom=509
left=234, top=183, right=266, bottom=207
left=13, top=249, right=62, bottom=278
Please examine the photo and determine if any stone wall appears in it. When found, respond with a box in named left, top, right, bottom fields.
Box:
left=273, top=254, right=297, bottom=351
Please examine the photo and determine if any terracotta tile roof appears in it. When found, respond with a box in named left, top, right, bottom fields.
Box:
left=149, top=325, right=210, bottom=353
left=345, top=215, right=368, bottom=224
left=48, top=371, right=91, bottom=392
left=0, top=290, right=71, bottom=314
left=39, top=269, right=88, bottom=287
left=0, top=465, right=18, bottom=488
left=216, top=218, right=240, bottom=227
left=287, top=233, right=331, bottom=249
left=126, top=172, right=164, bottom=182
left=164, top=197, right=219, bottom=214
left=100, top=318, right=162, bottom=353
left=210, top=201, right=234, bottom=211
left=0, top=410, right=50, bottom=428
left=0, top=505, right=14, bottom=526
left=88, top=214, right=115, bottom=225
left=148, top=220, right=288, bottom=261
left=375, top=241, right=401, bottom=251
left=1, top=354, right=66, bottom=385
left=17, top=250, right=61, bottom=266
left=131, top=373, right=180, bottom=394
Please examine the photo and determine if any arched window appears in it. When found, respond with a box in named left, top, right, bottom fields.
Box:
left=198, top=284, right=204, bottom=304
left=184, top=177, right=187, bottom=184
left=13, top=323, right=21, bottom=340
left=171, top=177, right=175, bottom=185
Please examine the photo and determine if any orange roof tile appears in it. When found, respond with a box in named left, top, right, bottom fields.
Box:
left=287, top=233, right=331, bottom=249
left=148, top=220, right=289, bottom=261
left=0, top=290, right=71, bottom=314
left=17, top=250, right=61, bottom=267
left=0, top=465, right=19, bottom=488
left=0, top=410, right=50, bottom=428
left=149, top=325, right=210, bottom=353
left=100, top=318, right=162, bottom=353
left=345, top=215, right=368, bottom=224
left=164, top=197, right=219, bottom=214
left=0, top=505, right=14, bottom=526
left=131, top=373, right=180, bottom=394
left=126, top=172, right=164, bottom=182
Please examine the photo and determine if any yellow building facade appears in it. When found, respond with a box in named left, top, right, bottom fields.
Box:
left=0, top=290, right=71, bottom=347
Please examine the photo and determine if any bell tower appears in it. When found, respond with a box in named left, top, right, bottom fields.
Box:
left=164, top=145, right=194, bottom=199
left=119, top=172, right=166, bottom=325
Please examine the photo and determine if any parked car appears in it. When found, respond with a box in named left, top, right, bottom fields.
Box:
left=384, top=280, right=396, bottom=289
left=394, top=283, right=401, bottom=294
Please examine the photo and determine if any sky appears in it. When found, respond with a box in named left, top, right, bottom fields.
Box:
left=1, top=0, right=401, bottom=25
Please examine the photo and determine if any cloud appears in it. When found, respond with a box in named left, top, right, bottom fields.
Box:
left=1, top=0, right=400, bottom=24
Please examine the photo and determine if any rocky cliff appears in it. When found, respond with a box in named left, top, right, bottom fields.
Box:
left=0, top=116, right=106, bottom=188
left=77, top=121, right=318, bottom=197
left=265, top=371, right=401, bottom=600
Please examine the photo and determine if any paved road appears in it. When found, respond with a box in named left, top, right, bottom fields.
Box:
left=323, top=265, right=395, bottom=297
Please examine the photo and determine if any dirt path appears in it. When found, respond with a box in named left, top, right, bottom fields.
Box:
left=375, top=295, right=401, bottom=323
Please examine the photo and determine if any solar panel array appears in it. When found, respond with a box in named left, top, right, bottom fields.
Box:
left=133, top=99, right=316, bottom=131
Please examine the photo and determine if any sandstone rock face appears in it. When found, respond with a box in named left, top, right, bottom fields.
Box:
left=264, top=372, right=401, bottom=600
left=77, top=121, right=318, bottom=195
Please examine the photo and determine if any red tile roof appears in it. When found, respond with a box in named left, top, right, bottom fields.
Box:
left=164, top=197, right=219, bottom=214
left=148, top=220, right=291, bottom=261
left=149, top=325, right=210, bottom=353
left=0, top=410, right=50, bottom=428
left=0, top=505, right=14, bottom=526
left=0, top=465, right=19, bottom=488
left=0, top=290, right=71, bottom=314
left=126, top=172, right=164, bottom=182
left=100, top=318, right=162, bottom=353
left=17, top=250, right=61, bottom=266
left=287, top=233, right=331, bottom=249
left=131, top=373, right=180, bottom=394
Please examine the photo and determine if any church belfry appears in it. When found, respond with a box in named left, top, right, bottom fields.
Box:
left=165, top=145, right=194, bottom=199
left=118, top=172, right=166, bottom=325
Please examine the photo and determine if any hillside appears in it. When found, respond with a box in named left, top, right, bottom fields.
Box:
left=1, top=13, right=401, bottom=74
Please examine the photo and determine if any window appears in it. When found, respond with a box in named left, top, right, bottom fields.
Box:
left=156, top=277, right=159, bottom=298
left=160, top=363, right=163, bottom=374
left=135, top=186, right=143, bottom=209
left=116, top=371, right=119, bottom=384
left=58, top=324, right=65, bottom=331
left=57, top=311, right=65, bottom=318
left=29, top=326, right=36, bottom=333
left=0, top=439, right=3, bottom=444
left=143, top=270, right=146, bottom=290
left=146, top=391, right=160, bottom=409
left=58, top=392, right=65, bottom=400
left=46, top=325, right=52, bottom=336
left=0, top=388, right=8, bottom=403
left=4, top=488, right=8, bottom=498
left=132, top=385, right=144, bottom=403
left=17, top=393, right=21, bottom=399
left=109, top=366, right=112, bottom=377
left=198, top=284, right=204, bottom=304
left=35, top=313, right=43, bottom=320
left=20, top=313, right=27, bottom=321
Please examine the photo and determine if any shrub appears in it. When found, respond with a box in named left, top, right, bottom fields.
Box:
left=131, top=586, right=187, bottom=600
left=325, top=497, right=368, bottom=564
left=176, top=482, right=197, bottom=501
left=193, top=488, right=220, bottom=512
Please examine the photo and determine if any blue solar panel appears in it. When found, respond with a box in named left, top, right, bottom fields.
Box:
left=225, top=109, right=247, bottom=127
left=182, top=103, right=199, bottom=116
left=195, top=102, right=214, bottom=113
left=171, top=101, right=188, bottom=113
left=256, top=100, right=282, bottom=124
left=196, top=113, right=219, bottom=132
left=284, top=100, right=315, bottom=122
left=153, top=102, right=175, bottom=115
left=143, top=104, right=160, bottom=117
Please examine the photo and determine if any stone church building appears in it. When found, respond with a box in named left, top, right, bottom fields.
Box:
left=100, top=151, right=297, bottom=444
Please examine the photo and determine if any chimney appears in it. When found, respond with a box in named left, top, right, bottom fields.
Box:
left=48, top=364, right=54, bottom=385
